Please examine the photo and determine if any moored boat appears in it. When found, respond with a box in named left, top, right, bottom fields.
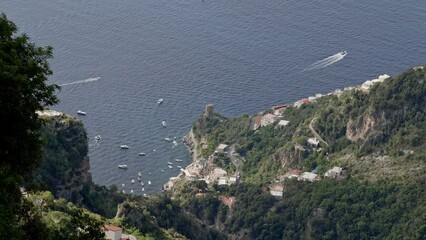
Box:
left=120, top=145, right=130, bottom=149
left=77, top=110, right=86, bottom=115
left=118, top=164, right=128, bottom=169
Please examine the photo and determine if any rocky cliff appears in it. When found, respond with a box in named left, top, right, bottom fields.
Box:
left=35, top=110, right=92, bottom=204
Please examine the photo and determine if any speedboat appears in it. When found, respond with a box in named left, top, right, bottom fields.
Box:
left=160, top=169, right=165, bottom=172
left=140, top=181, right=145, bottom=186
left=118, top=164, right=128, bottom=169
left=341, top=51, right=347, bottom=56
left=131, top=179, right=135, bottom=184
left=177, top=165, right=182, bottom=169
left=138, top=152, right=146, bottom=156
left=137, top=177, right=142, bottom=181
left=162, top=121, right=167, bottom=127
left=148, top=181, right=152, bottom=185
left=175, top=159, right=183, bottom=162
left=142, top=187, right=145, bottom=192
left=121, top=183, right=126, bottom=188
left=172, top=140, right=177, bottom=145
left=95, top=135, right=101, bottom=141
left=120, top=145, right=130, bottom=149
left=138, top=172, right=142, bottom=176
left=157, top=98, right=164, bottom=104
left=168, top=165, right=173, bottom=169
left=77, top=110, right=86, bottom=115
left=130, top=190, right=134, bottom=194
left=165, top=137, right=172, bottom=142
left=167, top=162, right=173, bottom=165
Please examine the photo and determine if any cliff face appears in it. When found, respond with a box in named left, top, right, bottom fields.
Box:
left=35, top=110, right=92, bottom=204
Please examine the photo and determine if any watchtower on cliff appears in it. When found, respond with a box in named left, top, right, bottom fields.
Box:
left=204, top=104, right=214, bottom=119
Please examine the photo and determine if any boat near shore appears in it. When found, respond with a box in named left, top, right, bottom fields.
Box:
left=77, top=110, right=86, bottom=115
left=157, top=98, right=164, bottom=104
left=120, top=145, right=130, bottom=149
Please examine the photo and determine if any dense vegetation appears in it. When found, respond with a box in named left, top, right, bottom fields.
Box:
left=0, top=13, right=60, bottom=239
left=184, top=66, right=426, bottom=239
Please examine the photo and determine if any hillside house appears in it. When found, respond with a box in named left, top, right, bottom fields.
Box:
left=280, top=169, right=302, bottom=181
left=299, top=172, right=319, bottom=182
left=272, top=104, right=289, bottom=116
left=208, top=167, right=227, bottom=184
left=269, top=183, right=284, bottom=197
left=104, top=226, right=122, bottom=240
left=261, top=113, right=277, bottom=127
left=277, top=120, right=290, bottom=127
left=215, top=144, right=229, bottom=154
left=307, top=138, right=320, bottom=147
left=324, top=166, right=347, bottom=179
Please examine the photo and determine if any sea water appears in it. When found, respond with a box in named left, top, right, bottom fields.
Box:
left=1, top=0, right=425, bottom=194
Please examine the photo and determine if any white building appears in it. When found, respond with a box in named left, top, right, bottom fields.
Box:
left=277, top=120, right=290, bottom=127
left=104, top=226, right=122, bottom=240
left=215, top=144, right=229, bottom=154
left=307, top=138, right=320, bottom=147
left=299, top=172, right=319, bottom=182
left=324, top=166, right=344, bottom=178
left=269, top=183, right=284, bottom=197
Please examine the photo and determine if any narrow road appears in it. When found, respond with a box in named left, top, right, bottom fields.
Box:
left=309, top=117, right=329, bottom=147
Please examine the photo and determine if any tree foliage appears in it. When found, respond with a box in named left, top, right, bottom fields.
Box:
left=0, top=13, right=59, bottom=239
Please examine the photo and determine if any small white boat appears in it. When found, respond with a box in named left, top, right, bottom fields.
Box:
left=162, top=121, right=167, bottom=127
left=340, top=51, right=347, bottom=57
left=175, top=159, right=183, bottom=162
left=143, top=193, right=147, bottom=197
left=165, top=137, right=172, bottom=142
left=118, top=164, right=128, bottom=169
left=142, top=187, right=145, bottom=192
left=177, top=165, right=182, bottom=169
left=138, top=172, right=142, bottom=177
left=140, top=181, right=144, bottom=186
left=120, top=145, right=130, bottom=149
left=130, top=190, right=134, bottom=194
left=137, top=177, right=142, bottom=181
left=95, top=135, right=101, bottom=141
left=121, top=183, right=125, bottom=188
left=167, top=162, right=173, bottom=165
left=77, top=110, right=86, bottom=115
left=173, top=140, right=177, bottom=145
left=168, top=165, right=173, bottom=169
left=131, top=179, right=135, bottom=184
left=138, top=152, right=146, bottom=156
left=148, top=181, right=152, bottom=185
left=157, top=98, right=164, bottom=104
left=122, top=190, right=126, bottom=194
left=160, top=169, right=165, bottom=172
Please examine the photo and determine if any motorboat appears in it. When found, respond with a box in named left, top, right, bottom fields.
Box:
left=142, top=187, right=145, bottom=192
left=138, top=172, right=142, bottom=176
left=131, top=179, right=135, bottom=184
left=148, top=181, right=152, bottom=185
left=341, top=51, right=347, bottom=56
left=177, top=165, right=182, bottom=169
left=162, top=121, right=167, bottom=127
left=168, top=165, right=173, bottom=169
left=160, top=169, right=165, bottom=172
left=167, top=161, right=173, bottom=165
left=95, top=135, right=101, bottom=141
left=120, top=145, right=130, bottom=149
left=137, top=177, right=142, bottom=181
left=157, top=98, right=164, bottom=104
left=77, top=110, right=86, bottom=115
left=130, top=190, right=134, bottom=194
left=175, top=159, right=183, bottom=162
left=165, top=137, right=172, bottom=142
left=121, top=183, right=126, bottom=188
left=140, top=181, right=144, bottom=186
left=118, top=164, right=128, bottom=169
left=138, top=152, right=146, bottom=156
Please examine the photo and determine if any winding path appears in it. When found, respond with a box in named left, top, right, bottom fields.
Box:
left=309, top=117, right=329, bottom=147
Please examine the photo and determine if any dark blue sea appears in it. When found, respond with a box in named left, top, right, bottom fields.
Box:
left=1, top=0, right=425, bottom=194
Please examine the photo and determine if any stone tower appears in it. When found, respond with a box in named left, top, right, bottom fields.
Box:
left=204, top=104, right=214, bottom=119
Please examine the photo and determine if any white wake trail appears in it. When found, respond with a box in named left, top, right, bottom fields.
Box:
left=304, top=51, right=347, bottom=71
left=59, top=77, right=101, bottom=86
